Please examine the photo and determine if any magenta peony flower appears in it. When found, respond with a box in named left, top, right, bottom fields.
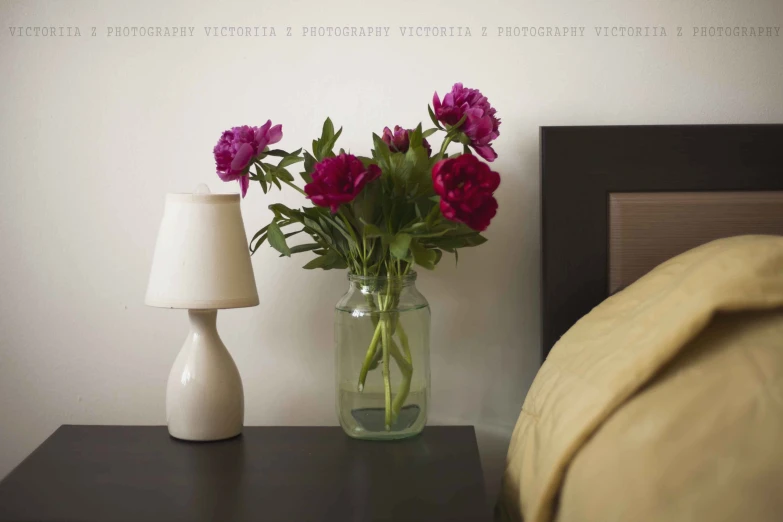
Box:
left=381, top=125, right=432, bottom=156
left=304, top=153, right=381, bottom=213
left=432, top=83, right=501, bottom=162
left=214, top=120, right=283, bottom=197
left=432, top=153, right=499, bottom=231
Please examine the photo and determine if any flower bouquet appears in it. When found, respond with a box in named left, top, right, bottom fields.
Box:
left=215, top=83, right=501, bottom=438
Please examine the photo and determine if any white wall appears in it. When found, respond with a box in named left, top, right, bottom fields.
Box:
left=1, top=0, right=782, bottom=499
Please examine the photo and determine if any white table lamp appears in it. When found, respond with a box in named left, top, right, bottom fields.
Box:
left=145, top=184, right=259, bottom=441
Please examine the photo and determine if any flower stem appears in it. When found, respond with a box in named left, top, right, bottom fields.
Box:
left=439, top=135, right=454, bottom=157
left=281, top=178, right=307, bottom=196
left=354, top=265, right=416, bottom=431
left=362, top=237, right=367, bottom=274
left=357, top=321, right=383, bottom=392
left=397, top=321, right=412, bottom=363
left=389, top=338, right=412, bottom=422
left=381, top=318, right=392, bottom=431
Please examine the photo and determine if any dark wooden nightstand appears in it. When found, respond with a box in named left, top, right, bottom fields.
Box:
left=0, top=425, right=491, bottom=522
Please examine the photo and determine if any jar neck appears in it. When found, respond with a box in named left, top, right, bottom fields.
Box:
left=348, top=272, right=417, bottom=293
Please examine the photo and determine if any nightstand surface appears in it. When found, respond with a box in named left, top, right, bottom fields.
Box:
left=0, top=425, right=490, bottom=522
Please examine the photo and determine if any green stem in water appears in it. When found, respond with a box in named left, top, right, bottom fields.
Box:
left=389, top=338, right=412, bottom=422
left=357, top=292, right=383, bottom=391
left=390, top=322, right=413, bottom=421
left=354, top=266, right=416, bottom=429
left=389, top=342, right=412, bottom=376
left=397, top=321, right=412, bottom=364
left=381, top=319, right=392, bottom=431
left=357, top=320, right=382, bottom=392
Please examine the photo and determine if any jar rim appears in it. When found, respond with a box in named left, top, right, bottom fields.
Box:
left=347, top=271, right=417, bottom=284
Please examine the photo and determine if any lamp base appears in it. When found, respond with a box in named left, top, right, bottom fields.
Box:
left=166, top=309, right=244, bottom=441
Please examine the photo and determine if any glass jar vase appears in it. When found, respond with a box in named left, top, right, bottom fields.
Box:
left=335, top=272, right=430, bottom=440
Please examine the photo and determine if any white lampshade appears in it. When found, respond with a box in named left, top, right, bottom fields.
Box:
left=145, top=188, right=259, bottom=309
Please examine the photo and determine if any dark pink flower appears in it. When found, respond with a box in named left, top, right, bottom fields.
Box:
left=432, top=153, right=499, bottom=231
left=381, top=125, right=432, bottom=156
left=304, top=153, right=381, bottom=213
left=214, top=120, right=283, bottom=197
left=432, top=83, right=501, bottom=162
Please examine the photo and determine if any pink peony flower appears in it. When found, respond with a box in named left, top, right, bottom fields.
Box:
left=214, top=120, right=283, bottom=197
left=381, top=125, right=432, bottom=156
left=432, top=83, right=501, bottom=162
left=432, top=153, right=500, bottom=231
left=304, top=153, right=381, bottom=213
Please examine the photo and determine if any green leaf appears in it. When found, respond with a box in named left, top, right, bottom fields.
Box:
left=403, top=144, right=432, bottom=196
left=410, top=239, right=437, bottom=270
left=250, top=233, right=267, bottom=253
left=266, top=163, right=294, bottom=182
left=319, top=127, right=342, bottom=159
left=300, top=151, right=316, bottom=183
left=269, top=171, right=282, bottom=190
left=408, top=124, right=423, bottom=149
left=425, top=202, right=441, bottom=226
left=288, top=243, right=321, bottom=254
left=302, top=250, right=347, bottom=270
left=268, top=203, right=297, bottom=219
left=315, top=208, right=356, bottom=246
left=428, top=233, right=488, bottom=250
left=422, top=128, right=438, bottom=138
left=267, top=221, right=291, bottom=257
left=310, top=119, right=334, bottom=162
left=409, top=228, right=451, bottom=239
left=362, top=222, right=385, bottom=238
left=389, top=233, right=412, bottom=259
left=249, top=224, right=270, bottom=254
left=321, top=118, right=335, bottom=142
left=303, top=151, right=316, bottom=170
left=371, top=133, right=392, bottom=172
left=278, top=151, right=304, bottom=169
left=338, top=213, right=358, bottom=245
left=302, top=254, right=328, bottom=269
left=387, top=153, right=412, bottom=195
left=351, top=180, right=379, bottom=227
left=312, top=118, right=341, bottom=160
left=428, top=105, right=443, bottom=130
left=251, top=163, right=268, bottom=193
left=256, top=178, right=268, bottom=194
left=264, top=149, right=290, bottom=157
left=274, top=230, right=304, bottom=254
left=302, top=214, right=326, bottom=236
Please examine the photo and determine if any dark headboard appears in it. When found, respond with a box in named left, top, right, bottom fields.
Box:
left=540, top=124, right=783, bottom=360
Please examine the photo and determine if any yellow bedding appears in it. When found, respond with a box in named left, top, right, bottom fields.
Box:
left=499, top=235, right=783, bottom=522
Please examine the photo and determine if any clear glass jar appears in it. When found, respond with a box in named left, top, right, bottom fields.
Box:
left=335, top=272, right=430, bottom=440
